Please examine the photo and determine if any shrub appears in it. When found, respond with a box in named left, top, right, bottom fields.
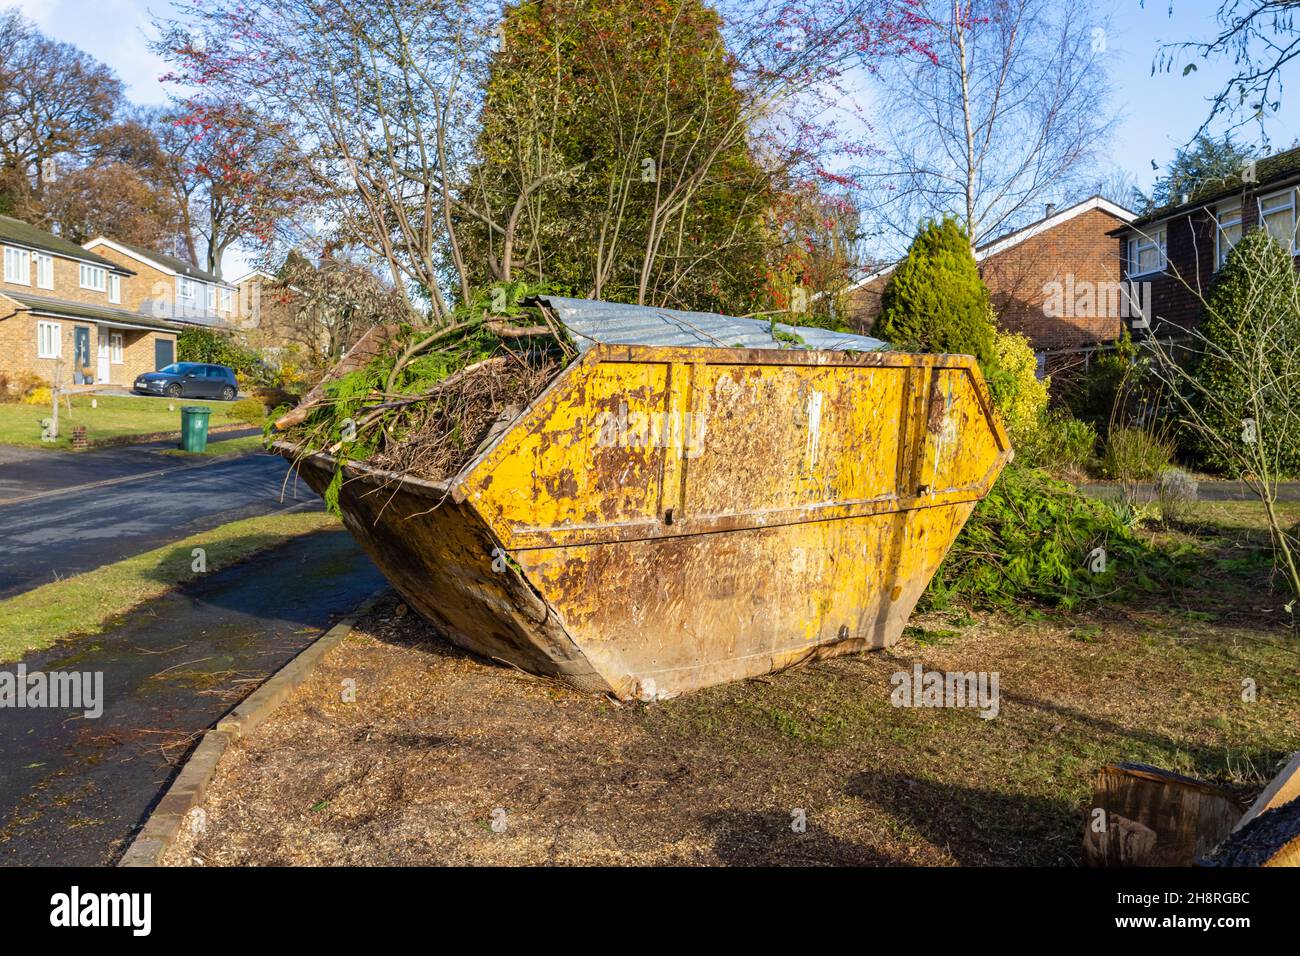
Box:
left=4, top=372, right=48, bottom=402
left=178, top=328, right=270, bottom=383
left=228, top=397, right=268, bottom=426
left=1156, top=466, right=1199, bottom=525
left=21, top=387, right=52, bottom=406
left=1101, top=426, right=1175, bottom=482
left=1064, top=331, right=1143, bottom=430
left=924, top=466, right=1181, bottom=611
left=1194, top=227, right=1300, bottom=477
left=986, top=327, right=1049, bottom=444
left=872, top=216, right=996, bottom=365
left=1016, top=410, right=1097, bottom=474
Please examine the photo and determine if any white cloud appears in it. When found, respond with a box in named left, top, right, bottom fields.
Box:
left=14, top=0, right=173, bottom=105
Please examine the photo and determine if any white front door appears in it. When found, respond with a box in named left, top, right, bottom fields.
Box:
left=97, top=325, right=111, bottom=384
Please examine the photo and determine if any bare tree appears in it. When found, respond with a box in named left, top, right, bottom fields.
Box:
left=155, top=0, right=521, bottom=325
left=154, top=0, right=919, bottom=324
left=0, top=9, right=124, bottom=205
left=865, top=0, right=1115, bottom=248
left=1160, top=0, right=1300, bottom=138
left=267, top=251, right=414, bottom=371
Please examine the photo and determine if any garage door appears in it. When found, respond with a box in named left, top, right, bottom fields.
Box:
left=154, top=337, right=174, bottom=370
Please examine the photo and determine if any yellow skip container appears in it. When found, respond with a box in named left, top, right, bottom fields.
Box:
left=281, top=297, right=1012, bottom=699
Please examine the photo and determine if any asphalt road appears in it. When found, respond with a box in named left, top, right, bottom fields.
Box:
left=1078, top=481, right=1300, bottom=502
left=0, top=529, right=386, bottom=866
left=0, top=439, right=317, bottom=598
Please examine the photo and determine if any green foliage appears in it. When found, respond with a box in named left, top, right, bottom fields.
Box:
left=1014, top=409, right=1097, bottom=473
left=787, top=308, right=851, bottom=333
left=1101, top=426, right=1175, bottom=481
left=1196, top=227, right=1300, bottom=477
left=1064, top=330, right=1142, bottom=431
left=177, top=328, right=265, bottom=380
left=985, top=327, right=1049, bottom=446
left=461, top=0, right=769, bottom=314
left=872, top=217, right=995, bottom=365
left=282, top=286, right=570, bottom=516
left=227, top=396, right=267, bottom=426
left=925, top=467, right=1182, bottom=611
left=1148, top=134, right=1256, bottom=211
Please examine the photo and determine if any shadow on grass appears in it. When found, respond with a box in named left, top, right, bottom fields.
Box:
left=844, top=772, right=1081, bottom=866
left=998, top=688, right=1295, bottom=787
left=702, top=808, right=899, bottom=866
left=133, top=527, right=381, bottom=628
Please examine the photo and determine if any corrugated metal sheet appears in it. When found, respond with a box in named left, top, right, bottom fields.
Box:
left=529, top=295, right=888, bottom=353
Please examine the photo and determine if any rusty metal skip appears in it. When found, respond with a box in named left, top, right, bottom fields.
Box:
left=281, top=307, right=1012, bottom=701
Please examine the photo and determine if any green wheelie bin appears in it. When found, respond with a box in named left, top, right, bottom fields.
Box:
left=179, top=405, right=211, bottom=453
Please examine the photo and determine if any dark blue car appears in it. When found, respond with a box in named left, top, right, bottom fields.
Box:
left=134, top=363, right=239, bottom=401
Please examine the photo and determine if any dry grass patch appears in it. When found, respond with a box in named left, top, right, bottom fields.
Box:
left=164, top=588, right=1298, bottom=867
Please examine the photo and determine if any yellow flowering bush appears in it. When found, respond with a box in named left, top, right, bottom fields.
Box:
left=988, top=328, right=1049, bottom=445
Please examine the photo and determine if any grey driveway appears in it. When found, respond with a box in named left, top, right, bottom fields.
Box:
left=1078, top=481, right=1300, bottom=503
left=0, top=438, right=315, bottom=598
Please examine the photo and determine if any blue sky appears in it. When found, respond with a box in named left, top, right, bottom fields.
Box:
left=9, top=0, right=1296, bottom=267
left=1102, top=0, right=1293, bottom=176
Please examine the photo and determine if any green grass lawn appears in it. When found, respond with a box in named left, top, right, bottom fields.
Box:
left=161, top=432, right=268, bottom=458
left=0, top=511, right=338, bottom=662
left=0, top=394, right=254, bottom=450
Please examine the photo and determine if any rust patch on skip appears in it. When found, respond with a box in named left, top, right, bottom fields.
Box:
left=926, top=368, right=947, bottom=435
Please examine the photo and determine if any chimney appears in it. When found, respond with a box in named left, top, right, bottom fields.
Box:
left=1045, top=203, right=1056, bottom=218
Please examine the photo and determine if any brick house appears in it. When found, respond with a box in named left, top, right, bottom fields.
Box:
left=230, top=270, right=292, bottom=343
left=846, top=196, right=1137, bottom=374
left=0, top=216, right=183, bottom=391
left=1109, top=146, right=1300, bottom=341
left=81, top=237, right=240, bottom=330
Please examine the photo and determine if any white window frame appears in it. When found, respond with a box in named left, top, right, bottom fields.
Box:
left=1258, top=187, right=1298, bottom=254
left=1214, top=200, right=1243, bottom=270
left=34, top=252, right=53, bottom=290
left=108, top=273, right=121, bottom=304
left=1126, top=227, right=1167, bottom=278
left=177, top=276, right=196, bottom=302
left=79, top=263, right=107, bottom=292
left=109, top=331, right=124, bottom=364
left=220, top=286, right=233, bottom=312
left=4, top=247, right=31, bottom=285
left=37, top=320, right=61, bottom=359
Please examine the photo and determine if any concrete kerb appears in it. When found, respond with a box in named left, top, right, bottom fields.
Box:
left=117, top=587, right=391, bottom=867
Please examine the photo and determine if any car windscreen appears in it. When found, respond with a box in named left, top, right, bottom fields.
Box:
left=159, top=363, right=200, bottom=375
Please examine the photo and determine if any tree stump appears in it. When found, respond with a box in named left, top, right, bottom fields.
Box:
left=1083, top=762, right=1246, bottom=866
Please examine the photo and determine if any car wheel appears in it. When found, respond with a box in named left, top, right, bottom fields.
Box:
left=166, top=383, right=182, bottom=398
left=221, top=386, right=236, bottom=401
